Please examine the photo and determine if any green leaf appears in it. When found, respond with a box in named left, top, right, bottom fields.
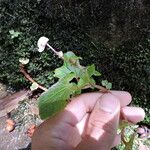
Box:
left=94, top=70, right=101, bottom=76
left=54, top=66, right=71, bottom=79
left=78, top=77, right=88, bottom=88
left=87, top=64, right=101, bottom=77
left=30, top=82, right=39, bottom=91
left=101, top=80, right=112, bottom=90
left=101, top=80, right=108, bottom=86
left=72, top=89, right=82, bottom=96
left=38, top=73, right=78, bottom=119
left=54, top=51, right=82, bottom=79
left=63, top=51, right=82, bottom=62
left=124, top=134, right=136, bottom=150
left=87, top=64, right=95, bottom=77
left=38, top=51, right=104, bottom=120
left=54, top=52, right=100, bottom=84
left=9, top=30, right=21, bottom=39
left=9, top=30, right=15, bottom=34
left=106, top=83, right=112, bottom=90
left=77, top=65, right=99, bottom=88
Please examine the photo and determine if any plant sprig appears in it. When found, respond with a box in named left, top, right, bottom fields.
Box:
left=36, top=37, right=141, bottom=150
left=36, top=37, right=113, bottom=119
left=38, top=50, right=110, bottom=119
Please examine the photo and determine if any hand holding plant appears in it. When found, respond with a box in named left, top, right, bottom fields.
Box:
left=20, top=36, right=145, bottom=150
left=32, top=91, right=145, bottom=150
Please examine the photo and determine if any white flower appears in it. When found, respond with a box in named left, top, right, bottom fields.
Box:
left=19, top=58, right=29, bottom=65
left=37, top=36, right=49, bottom=52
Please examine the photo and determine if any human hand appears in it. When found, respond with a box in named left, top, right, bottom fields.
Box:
left=32, top=91, right=145, bottom=150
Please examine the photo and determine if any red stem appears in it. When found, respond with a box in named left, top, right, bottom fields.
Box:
left=19, top=64, right=48, bottom=91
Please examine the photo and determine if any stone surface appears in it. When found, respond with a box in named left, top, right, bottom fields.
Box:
left=0, top=90, right=30, bottom=118
left=0, top=91, right=42, bottom=150
left=0, top=83, right=7, bottom=99
left=0, top=116, right=31, bottom=150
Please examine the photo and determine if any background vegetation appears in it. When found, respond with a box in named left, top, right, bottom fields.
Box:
left=0, top=0, right=149, bottom=123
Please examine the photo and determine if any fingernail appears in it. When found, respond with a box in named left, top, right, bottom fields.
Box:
left=99, top=94, right=119, bottom=113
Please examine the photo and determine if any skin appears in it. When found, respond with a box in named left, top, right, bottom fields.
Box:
left=32, top=91, right=145, bottom=150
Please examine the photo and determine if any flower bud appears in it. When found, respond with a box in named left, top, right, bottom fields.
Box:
left=57, top=51, right=63, bottom=58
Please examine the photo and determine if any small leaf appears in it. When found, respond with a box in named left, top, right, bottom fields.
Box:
left=63, top=51, right=81, bottom=61
left=54, top=51, right=82, bottom=79
left=63, top=52, right=82, bottom=70
left=106, top=83, right=112, bottom=90
left=30, top=82, right=39, bottom=91
left=9, top=30, right=21, bottom=39
left=124, top=133, right=136, bottom=150
left=9, top=30, right=15, bottom=34
left=101, top=80, right=108, bottom=86
left=87, top=64, right=101, bottom=77
left=87, top=64, right=95, bottom=77
left=94, top=71, right=101, bottom=76
left=101, top=80, right=112, bottom=90
left=38, top=51, right=103, bottom=120
left=54, top=66, right=71, bottom=79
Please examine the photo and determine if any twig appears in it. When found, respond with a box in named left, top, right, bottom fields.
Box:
left=121, top=128, right=128, bottom=145
left=90, top=84, right=110, bottom=93
left=19, top=64, right=48, bottom=91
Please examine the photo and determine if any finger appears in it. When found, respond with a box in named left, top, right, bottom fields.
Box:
left=121, top=106, right=145, bottom=123
left=111, top=134, right=121, bottom=148
left=64, top=91, right=131, bottom=126
left=76, top=107, right=143, bottom=138
left=75, top=128, right=121, bottom=149
left=76, top=113, right=90, bottom=136
left=64, top=92, right=103, bottom=125
left=111, top=90, right=132, bottom=107
left=76, top=93, right=120, bottom=150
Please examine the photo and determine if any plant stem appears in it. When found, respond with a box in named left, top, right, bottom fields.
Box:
left=90, top=84, right=109, bottom=93
left=19, top=64, right=48, bottom=91
left=121, top=128, right=128, bottom=145
left=82, top=85, right=92, bottom=89
left=47, top=43, right=64, bottom=59
left=47, top=43, right=58, bottom=54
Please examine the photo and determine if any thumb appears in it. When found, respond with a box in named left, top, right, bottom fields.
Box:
left=76, top=93, right=120, bottom=150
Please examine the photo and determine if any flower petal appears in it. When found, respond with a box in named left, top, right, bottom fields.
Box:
left=38, top=47, right=45, bottom=52
left=37, top=36, right=49, bottom=52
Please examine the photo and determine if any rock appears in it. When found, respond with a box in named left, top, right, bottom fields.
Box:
left=0, top=95, right=42, bottom=150
left=0, top=116, right=31, bottom=150
left=0, top=90, right=30, bottom=118
left=0, top=83, right=7, bottom=99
